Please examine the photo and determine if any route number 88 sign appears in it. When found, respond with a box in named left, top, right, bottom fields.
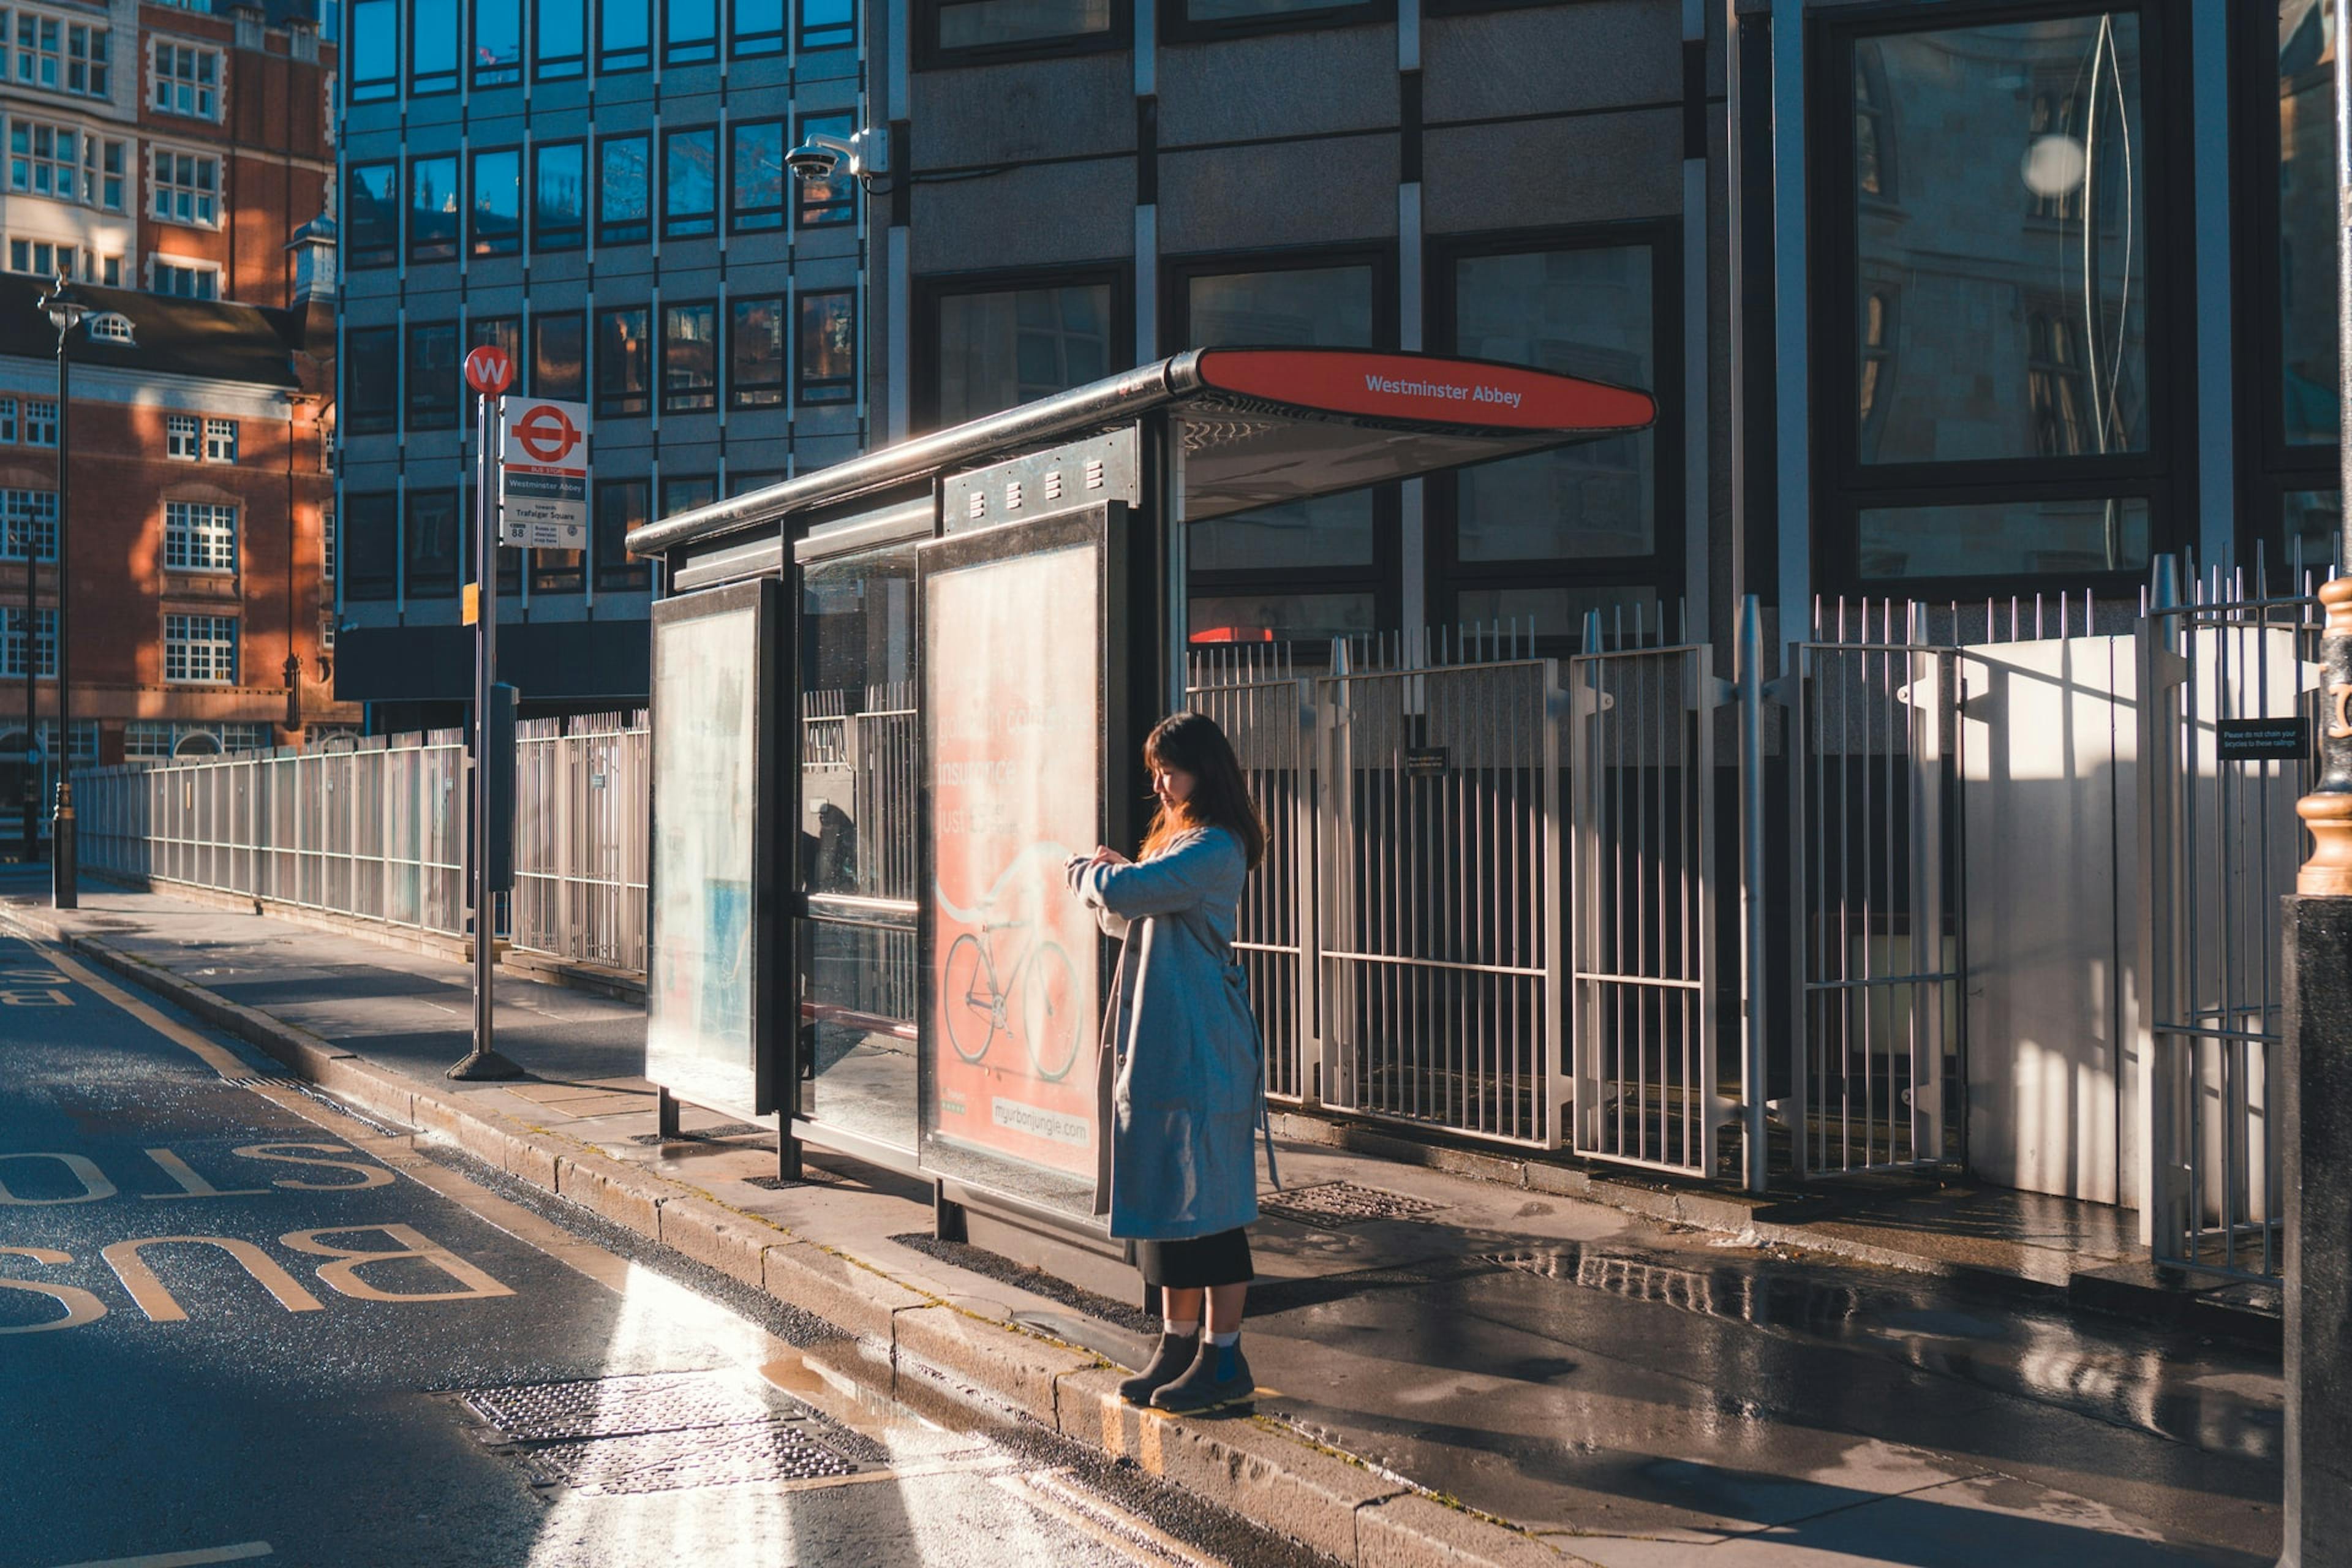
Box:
left=497, top=396, right=590, bottom=549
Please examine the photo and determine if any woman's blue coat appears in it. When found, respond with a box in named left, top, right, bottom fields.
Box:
left=1068, top=826, right=1262, bottom=1242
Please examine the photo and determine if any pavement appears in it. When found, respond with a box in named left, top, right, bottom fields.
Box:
left=0, top=870, right=2287, bottom=1567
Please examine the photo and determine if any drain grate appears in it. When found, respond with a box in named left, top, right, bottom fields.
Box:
left=1259, top=1181, right=1446, bottom=1228
left=458, top=1370, right=862, bottom=1496
left=628, top=1121, right=767, bottom=1145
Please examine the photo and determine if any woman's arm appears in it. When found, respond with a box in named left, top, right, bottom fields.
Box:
left=1075, top=831, right=1235, bottom=919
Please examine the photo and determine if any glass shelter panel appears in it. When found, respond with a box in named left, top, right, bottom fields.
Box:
left=797, top=540, right=922, bottom=1154
left=919, top=514, right=1108, bottom=1220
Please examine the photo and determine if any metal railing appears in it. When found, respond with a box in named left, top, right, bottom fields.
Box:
left=511, top=710, right=651, bottom=973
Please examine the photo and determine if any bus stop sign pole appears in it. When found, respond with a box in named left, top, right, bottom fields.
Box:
left=450, top=345, right=524, bottom=1082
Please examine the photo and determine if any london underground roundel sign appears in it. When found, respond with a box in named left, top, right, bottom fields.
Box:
left=463, top=344, right=516, bottom=397
left=513, top=401, right=584, bottom=464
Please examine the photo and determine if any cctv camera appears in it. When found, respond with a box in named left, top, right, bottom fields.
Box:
left=786, top=127, right=886, bottom=187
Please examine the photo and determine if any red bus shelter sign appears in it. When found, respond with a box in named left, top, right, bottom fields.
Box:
left=1196, top=349, right=1655, bottom=433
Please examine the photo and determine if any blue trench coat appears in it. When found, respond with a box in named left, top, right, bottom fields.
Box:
left=1067, top=826, right=1265, bottom=1242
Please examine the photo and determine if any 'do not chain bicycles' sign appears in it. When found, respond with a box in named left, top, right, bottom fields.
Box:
left=497, top=396, right=590, bottom=551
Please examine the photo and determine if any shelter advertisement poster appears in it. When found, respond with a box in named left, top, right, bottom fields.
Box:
left=646, top=592, right=763, bottom=1118
left=925, top=541, right=1102, bottom=1180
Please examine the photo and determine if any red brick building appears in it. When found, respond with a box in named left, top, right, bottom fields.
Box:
left=0, top=0, right=341, bottom=844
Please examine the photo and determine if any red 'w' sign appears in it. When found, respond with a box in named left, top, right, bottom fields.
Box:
left=463, top=344, right=515, bottom=397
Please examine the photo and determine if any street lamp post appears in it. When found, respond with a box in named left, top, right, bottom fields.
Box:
left=38, top=276, right=85, bottom=911
left=17, top=440, right=32, bottom=859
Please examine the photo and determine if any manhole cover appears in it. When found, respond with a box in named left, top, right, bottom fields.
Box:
left=628, top=1121, right=767, bottom=1145
left=1259, top=1182, right=1445, bottom=1228
left=457, top=1370, right=863, bottom=1496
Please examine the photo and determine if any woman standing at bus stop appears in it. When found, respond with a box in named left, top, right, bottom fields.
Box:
left=1066, top=711, right=1272, bottom=1414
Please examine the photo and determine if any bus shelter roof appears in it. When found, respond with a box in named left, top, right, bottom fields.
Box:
left=627, top=347, right=1656, bottom=561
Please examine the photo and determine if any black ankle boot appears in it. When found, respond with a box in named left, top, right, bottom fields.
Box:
left=1118, top=1331, right=1200, bottom=1404
left=1150, top=1336, right=1254, bottom=1414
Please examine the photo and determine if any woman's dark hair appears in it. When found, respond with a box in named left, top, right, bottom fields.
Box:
left=1140, top=711, right=1265, bottom=870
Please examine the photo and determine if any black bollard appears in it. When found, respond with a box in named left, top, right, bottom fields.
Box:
left=2281, top=895, right=2352, bottom=1568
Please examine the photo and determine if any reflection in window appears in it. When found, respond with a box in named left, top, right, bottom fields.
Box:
left=663, top=127, right=718, bottom=238
left=601, top=0, right=650, bottom=70
left=598, top=134, right=650, bottom=245
left=1858, top=497, right=2149, bottom=581
left=796, top=111, right=856, bottom=228
left=345, top=326, right=398, bottom=434
left=730, top=119, right=786, bottom=233
left=1188, top=592, right=1374, bottom=643
left=1457, top=584, right=1661, bottom=643
left=734, top=0, right=785, bottom=54
left=663, top=475, right=718, bottom=518
left=536, top=0, right=586, bottom=77
left=799, top=291, right=855, bottom=403
left=730, top=295, right=786, bottom=408
left=1853, top=42, right=1893, bottom=200
left=344, top=491, right=397, bottom=600
left=473, top=2, right=520, bottom=84
left=2286, top=488, right=2342, bottom=578
left=409, top=0, right=456, bottom=92
left=407, top=154, right=458, bottom=263
left=2280, top=1, right=2337, bottom=446
left=347, top=160, right=398, bottom=268
left=1855, top=16, right=2143, bottom=464
left=468, top=315, right=522, bottom=379
left=404, top=488, right=460, bottom=597
left=932, top=281, right=1110, bottom=427
left=595, top=478, right=650, bottom=590
left=533, top=141, right=584, bottom=251
left=597, top=306, right=651, bottom=417
left=1176, top=0, right=1372, bottom=27
left=666, top=0, right=718, bottom=62
left=1451, top=246, right=1653, bottom=562
left=405, top=321, right=459, bottom=429
left=1858, top=289, right=1896, bottom=454
left=532, top=312, right=586, bottom=401
left=350, top=0, right=397, bottom=100
left=801, top=0, right=853, bottom=48
left=2026, top=307, right=2092, bottom=456
left=663, top=303, right=718, bottom=413
left=469, top=148, right=520, bottom=258
left=934, top=0, right=1109, bottom=51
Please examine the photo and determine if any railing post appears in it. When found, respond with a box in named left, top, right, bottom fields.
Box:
left=1737, top=594, right=1770, bottom=1193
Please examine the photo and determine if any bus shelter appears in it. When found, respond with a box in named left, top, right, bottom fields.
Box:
left=628, top=347, right=1653, bottom=1297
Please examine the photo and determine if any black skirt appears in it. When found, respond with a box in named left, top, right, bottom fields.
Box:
left=1133, top=1227, right=1254, bottom=1289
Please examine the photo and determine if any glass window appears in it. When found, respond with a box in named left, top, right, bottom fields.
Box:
left=406, top=321, right=460, bottom=429
left=0, top=607, right=56, bottom=679
left=801, top=0, right=854, bottom=48
left=532, top=140, right=585, bottom=251
left=931, top=280, right=1110, bottom=427
left=65, top=21, right=105, bottom=96
left=404, top=489, right=460, bottom=598
left=663, top=126, right=717, bottom=238
left=346, top=325, right=398, bottom=434
left=167, top=413, right=198, bottom=459
left=153, top=43, right=219, bottom=118
left=2286, top=489, right=2341, bottom=579
left=2278, top=4, right=2335, bottom=448
left=662, top=302, right=718, bottom=412
left=10, top=121, right=79, bottom=202
left=165, top=501, right=237, bottom=571
left=1188, top=591, right=1374, bottom=643
left=1183, top=263, right=1378, bottom=571
left=662, top=473, right=718, bottom=518
left=151, top=259, right=217, bottom=299
left=795, top=111, right=855, bottom=228
left=163, top=614, right=238, bottom=683
left=595, top=478, right=651, bottom=590
left=1858, top=497, right=2150, bottom=581
left=347, top=160, right=398, bottom=268
left=0, top=399, right=15, bottom=444
left=930, top=0, right=1111, bottom=54
left=204, top=418, right=236, bottom=463
left=729, top=295, right=786, bottom=408
left=409, top=0, right=457, bottom=92
left=151, top=149, right=218, bottom=226
left=734, top=0, right=785, bottom=55
left=666, top=0, right=717, bottom=62
left=532, top=535, right=583, bottom=592
left=469, top=147, right=521, bottom=258
left=798, top=291, right=855, bottom=404
left=344, top=491, right=397, bottom=600
left=21, top=401, right=53, bottom=447
left=597, top=306, right=652, bottom=417
left=729, top=119, right=786, bottom=233
left=350, top=0, right=398, bottom=100
left=473, top=1, right=520, bottom=85
left=535, top=0, right=586, bottom=78
left=532, top=312, right=586, bottom=401
left=469, top=315, right=523, bottom=390
left=598, top=134, right=650, bottom=246
left=601, top=0, right=651, bottom=70
left=407, top=153, right=458, bottom=263
left=89, top=137, right=124, bottom=212
left=729, top=469, right=783, bottom=497
left=0, top=489, right=56, bottom=559
left=1168, top=0, right=1370, bottom=34
left=1451, top=246, right=1654, bottom=562
left=1853, top=16, right=2145, bottom=465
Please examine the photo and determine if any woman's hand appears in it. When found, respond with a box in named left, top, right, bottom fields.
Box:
left=1088, top=845, right=1131, bottom=868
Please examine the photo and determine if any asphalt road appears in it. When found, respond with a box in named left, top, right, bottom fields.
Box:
left=0, top=925, right=1307, bottom=1568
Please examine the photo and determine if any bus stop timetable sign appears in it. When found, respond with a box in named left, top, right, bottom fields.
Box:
left=497, top=396, right=590, bottom=549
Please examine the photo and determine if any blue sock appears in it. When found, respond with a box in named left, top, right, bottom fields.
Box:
left=1215, top=1340, right=1240, bottom=1379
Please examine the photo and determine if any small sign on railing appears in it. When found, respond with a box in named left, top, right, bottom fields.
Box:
left=2215, top=717, right=2312, bottom=762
